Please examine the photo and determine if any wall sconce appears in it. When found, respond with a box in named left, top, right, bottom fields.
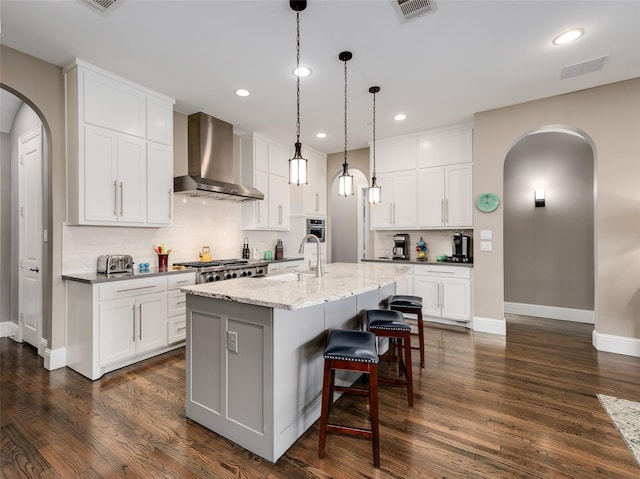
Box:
left=535, top=188, right=546, bottom=207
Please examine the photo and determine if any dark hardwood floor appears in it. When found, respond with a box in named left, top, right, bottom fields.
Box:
left=2, top=315, right=639, bottom=478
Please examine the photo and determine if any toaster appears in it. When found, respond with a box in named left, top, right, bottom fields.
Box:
left=97, top=255, right=134, bottom=275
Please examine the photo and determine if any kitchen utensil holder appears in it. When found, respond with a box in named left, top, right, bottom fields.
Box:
left=158, top=254, right=169, bottom=269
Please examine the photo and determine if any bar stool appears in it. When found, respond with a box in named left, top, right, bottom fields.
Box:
left=389, top=295, right=425, bottom=369
left=366, top=309, right=414, bottom=407
left=318, top=329, right=380, bottom=468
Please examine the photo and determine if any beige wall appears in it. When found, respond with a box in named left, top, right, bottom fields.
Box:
left=0, top=45, right=65, bottom=349
left=473, top=78, right=640, bottom=339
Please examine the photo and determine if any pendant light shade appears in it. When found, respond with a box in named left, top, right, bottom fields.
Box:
left=338, top=51, right=354, bottom=197
left=289, top=0, right=308, bottom=186
left=368, top=86, right=381, bottom=204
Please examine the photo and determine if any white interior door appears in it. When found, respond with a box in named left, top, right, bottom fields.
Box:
left=19, top=126, right=43, bottom=350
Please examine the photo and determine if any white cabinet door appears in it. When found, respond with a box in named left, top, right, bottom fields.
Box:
left=254, top=137, right=269, bottom=172
left=83, top=69, right=145, bottom=138
left=146, top=142, right=173, bottom=225
left=370, top=171, right=416, bottom=228
left=413, top=275, right=441, bottom=317
left=392, top=171, right=417, bottom=228
left=418, top=164, right=472, bottom=228
left=444, top=163, right=472, bottom=227
left=84, top=125, right=118, bottom=222
left=268, top=142, right=290, bottom=178
left=441, top=278, right=471, bottom=322
left=117, top=134, right=146, bottom=224
left=418, top=127, right=472, bottom=168
left=374, top=137, right=417, bottom=173
left=99, top=297, right=136, bottom=366
left=268, top=175, right=290, bottom=230
left=135, top=293, right=167, bottom=354
left=146, top=95, right=173, bottom=145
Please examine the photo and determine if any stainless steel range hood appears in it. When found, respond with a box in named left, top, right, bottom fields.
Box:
left=173, top=112, right=264, bottom=201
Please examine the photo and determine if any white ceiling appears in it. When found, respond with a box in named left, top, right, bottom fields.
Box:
left=1, top=0, right=639, bottom=154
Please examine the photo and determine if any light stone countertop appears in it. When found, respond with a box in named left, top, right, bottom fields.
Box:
left=181, top=262, right=411, bottom=310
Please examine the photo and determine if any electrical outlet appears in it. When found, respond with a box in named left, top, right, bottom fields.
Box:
left=480, top=241, right=492, bottom=252
left=480, top=229, right=492, bottom=240
left=227, top=331, right=238, bottom=353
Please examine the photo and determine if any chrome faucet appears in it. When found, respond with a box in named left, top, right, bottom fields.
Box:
left=298, top=234, right=322, bottom=278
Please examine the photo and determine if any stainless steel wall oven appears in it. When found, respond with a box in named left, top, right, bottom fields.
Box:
left=306, top=218, right=325, bottom=242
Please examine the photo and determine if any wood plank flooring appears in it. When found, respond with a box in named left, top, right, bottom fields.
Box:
left=2, top=315, right=639, bottom=478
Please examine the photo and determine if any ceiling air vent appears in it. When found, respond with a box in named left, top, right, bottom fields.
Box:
left=82, top=0, right=118, bottom=13
left=561, top=55, right=608, bottom=79
left=396, top=0, right=438, bottom=22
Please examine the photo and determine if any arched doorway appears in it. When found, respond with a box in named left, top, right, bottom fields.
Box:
left=503, top=126, right=596, bottom=325
left=1, top=86, right=49, bottom=355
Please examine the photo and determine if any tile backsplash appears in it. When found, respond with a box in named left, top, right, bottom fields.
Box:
left=372, top=229, right=472, bottom=261
left=62, top=196, right=299, bottom=273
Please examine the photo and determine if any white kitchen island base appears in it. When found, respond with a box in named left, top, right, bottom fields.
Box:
left=183, top=263, right=406, bottom=462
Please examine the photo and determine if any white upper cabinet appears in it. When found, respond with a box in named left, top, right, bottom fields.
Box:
left=418, top=125, right=472, bottom=168
left=65, top=59, right=175, bottom=227
left=369, top=171, right=417, bottom=229
left=290, top=147, right=327, bottom=217
left=374, top=136, right=417, bottom=173
left=241, top=134, right=291, bottom=230
left=418, top=163, right=473, bottom=228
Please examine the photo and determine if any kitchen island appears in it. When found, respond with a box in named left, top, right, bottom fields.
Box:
left=181, top=262, right=409, bottom=462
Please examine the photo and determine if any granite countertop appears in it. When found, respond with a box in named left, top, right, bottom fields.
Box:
left=181, top=262, right=411, bottom=310
left=361, top=257, right=474, bottom=268
left=62, top=267, right=196, bottom=284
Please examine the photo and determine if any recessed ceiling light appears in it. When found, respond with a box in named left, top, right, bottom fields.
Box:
left=394, top=113, right=407, bottom=121
left=294, top=66, right=311, bottom=77
left=553, top=28, right=584, bottom=45
left=235, top=88, right=250, bottom=97
left=316, top=132, right=327, bottom=138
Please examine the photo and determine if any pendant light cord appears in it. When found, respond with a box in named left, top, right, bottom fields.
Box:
left=372, top=88, right=376, bottom=177
left=343, top=57, right=348, bottom=166
left=295, top=10, right=301, bottom=143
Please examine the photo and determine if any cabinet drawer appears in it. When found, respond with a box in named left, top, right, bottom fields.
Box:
left=168, top=317, right=187, bottom=344
left=168, top=272, right=196, bottom=290
left=168, top=290, right=187, bottom=316
left=99, top=277, right=166, bottom=301
left=413, top=264, right=471, bottom=279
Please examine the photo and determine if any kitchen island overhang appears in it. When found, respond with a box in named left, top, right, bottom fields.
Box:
left=181, top=262, right=410, bottom=462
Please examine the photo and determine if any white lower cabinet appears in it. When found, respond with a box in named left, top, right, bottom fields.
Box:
left=413, top=265, right=471, bottom=323
left=267, top=259, right=304, bottom=275
left=99, top=292, right=166, bottom=366
left=65, top=272, right=195, bottom=380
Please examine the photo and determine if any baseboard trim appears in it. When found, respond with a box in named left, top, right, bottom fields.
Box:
left=593, top=330, right=640, bottom=358
left=504, top=302, right=595, bottom=324
left=0, top=321, right=19, bottom=339
left=44, top=347, right=67, bottom=371
left=473, top=316, right=506, bottom=335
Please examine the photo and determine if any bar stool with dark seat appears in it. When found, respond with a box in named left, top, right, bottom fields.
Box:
left=366, top=309, right=414, bottom=407
left=318, top=329, right=380, bottom=467
left=388, top=295, right=425, bottom=368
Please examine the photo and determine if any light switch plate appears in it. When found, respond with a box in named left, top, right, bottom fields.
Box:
left=480, top=229, right=492, bottom=240
left=480, top=241, right=492, bottom=252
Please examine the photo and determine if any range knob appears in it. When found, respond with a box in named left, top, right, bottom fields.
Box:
left=232, top=272, right=237, bottom=278
left=241, top=271, right=248, bottom=277
left=246, top=271, right=252, bottom=276
left=256, top=268, right=263, bottom=275
left=214, top=275, right=221, bottom=281
left=207, top=275, right=215, bottom=282
left=224, top=272, right=233, bottom=280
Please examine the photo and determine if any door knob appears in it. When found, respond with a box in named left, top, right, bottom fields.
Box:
left=29, top=267, right=40, bottom=273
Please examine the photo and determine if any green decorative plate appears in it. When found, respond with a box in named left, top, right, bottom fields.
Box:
left=476, top=192, right=500, bottom=213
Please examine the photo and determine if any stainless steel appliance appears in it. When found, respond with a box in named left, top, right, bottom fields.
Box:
left=306, top=218, right=325, bottom=243
left=172, top=258, right=267, bottom=284
left=393, top=233, right=410, bottom=260
left=97, top=254, right=134, bottom=275
left=451, top=230, right=473, bottom=263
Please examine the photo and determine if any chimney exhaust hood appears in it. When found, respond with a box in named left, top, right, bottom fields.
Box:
left=173, top=112, right=264, bottom=201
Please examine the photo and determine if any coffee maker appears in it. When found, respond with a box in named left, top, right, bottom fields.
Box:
left=392, top=234, right=410, bottom=260
left=451, top=230, right=473, bottom=263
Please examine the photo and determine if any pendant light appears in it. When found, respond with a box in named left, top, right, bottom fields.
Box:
left=288, top=0, right=308, bottom=186
left=338, top=51, right=354, bottom=197
left=368, top=86, right=381, bottom=204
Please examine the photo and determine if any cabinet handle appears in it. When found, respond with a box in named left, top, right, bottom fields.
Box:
left=445, top=198, right=448, bottom=224
left=175, top=279, right=190, bottom=284
left=315, top=192, right=319, bottom=212
left=426, top=270, right=455, bottom=274
left=441, top=199, right=444, bottom=224
left=132, top=304, right=136, bottom=341
left=177, top=300, right=186, bottom=305
left=389, top=204, right=393, bottom=224
left=439, top=283, right=444, bottom=310
left=279, top=204, right=282, bottom=225
left=113, top=181, right=118, bottom=216
left=257, top=202, right=261, bottom=224
left=117, top=285, right=156, bottom=293
left=119, top=181, right=124, bottom=216
left=139, top=304, right=143, bottom=340
left=168, top=189, right=172, bottom=219
left=177, top=326, right=186, bottom=332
